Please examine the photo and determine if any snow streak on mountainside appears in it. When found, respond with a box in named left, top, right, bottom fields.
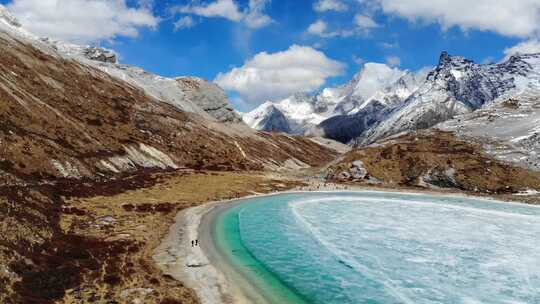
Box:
left=243, top=63, right=426, bottom=135
left=0, top=4, right=19, bottom=27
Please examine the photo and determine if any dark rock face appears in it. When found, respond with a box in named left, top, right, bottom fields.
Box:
left=255, top=105, right=291, bottom=133
left=422, top=167, right=460, bottom=188
left=426, top=51, right=525, bottom=110
left=316, top=101, right=389, bottom=144
left=175, top=77, right=243, bottom=123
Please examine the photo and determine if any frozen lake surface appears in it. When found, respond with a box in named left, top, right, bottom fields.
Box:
left=227, top=192, right=540, bottom=304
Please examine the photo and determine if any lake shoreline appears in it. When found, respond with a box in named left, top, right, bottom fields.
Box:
left=154, top=185, right=540, bottom=304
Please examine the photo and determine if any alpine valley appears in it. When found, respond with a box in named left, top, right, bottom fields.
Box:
left=1, top=3, right=540, bottom=304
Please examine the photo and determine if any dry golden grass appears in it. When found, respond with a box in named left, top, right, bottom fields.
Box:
left=59, top=171, right=303, bottom=304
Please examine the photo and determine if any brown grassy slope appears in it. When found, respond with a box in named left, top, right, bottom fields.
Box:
left=328, top=130, right=540, bottom=194
left=0, top=171, right=304, bottom=304
left=0, top=32, right=336, bottom=183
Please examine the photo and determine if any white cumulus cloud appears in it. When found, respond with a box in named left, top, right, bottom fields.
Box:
left=307, top=20, right=328, bottom=35
left=244, top=0, right=274, bottom=29
left=367, top=0, right=540, bottom=38
left=173, top=0, right=273, bottom=29
left=307, top=14, right=380, bottom=38
left=215, top=45, right=346, bottom=104
left=175, top=0, right=243, bottom=21
left=313, top=0, right=348, bottom=12
left=7, top=0, right=159, bottom=44
left=354, top=14, right=379, bottom=30
left=307, top=20, right=347, bottom=38
left=504, top=40, right=540, bottom=58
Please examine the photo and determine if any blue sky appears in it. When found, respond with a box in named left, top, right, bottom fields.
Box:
left=103, top=1, right=520, bottom=83
left=3, top=0, right=540, bottom=111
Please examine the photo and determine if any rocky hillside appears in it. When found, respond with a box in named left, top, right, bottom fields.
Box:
left=327, top=130, right=540, bottom=196
left=0, top=7, right=338, bottom=186
left=439, top=85, right=540, bottom=172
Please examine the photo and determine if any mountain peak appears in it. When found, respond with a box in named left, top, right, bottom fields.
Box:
left=437, top=51, right=473, bottom=68
left=438, top=51, right=451, bottom=64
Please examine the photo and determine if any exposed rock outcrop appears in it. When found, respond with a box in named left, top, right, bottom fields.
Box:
left=176, top=77, right=243, bottom=123
left=328, top=131, right=540, bottom=194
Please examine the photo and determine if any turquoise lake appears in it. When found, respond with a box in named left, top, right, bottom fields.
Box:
left=213, top=192, right=540, bottom=304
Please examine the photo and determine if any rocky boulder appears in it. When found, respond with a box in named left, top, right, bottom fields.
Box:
left=82, top=47, right=118, bottom=63
left=331, top=159, right=370, bottom=182
left=176, top=77, right=243, bottom=123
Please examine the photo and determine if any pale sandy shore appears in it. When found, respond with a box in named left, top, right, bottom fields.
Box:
left=153, top=194, right=274, bottom=304
left=153, top=183, right=536, bottom=304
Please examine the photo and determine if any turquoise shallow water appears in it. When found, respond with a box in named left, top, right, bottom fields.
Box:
left=213, top=192, right=540, bottom=304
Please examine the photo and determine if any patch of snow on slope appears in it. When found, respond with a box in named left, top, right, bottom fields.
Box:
left=102, top=144, right=178, bottom=173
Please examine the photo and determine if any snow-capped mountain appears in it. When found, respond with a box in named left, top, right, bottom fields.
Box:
left=242, top=101, right=292, bottom=132
left=243, top=49, right=540, bottom=171
left=244, top=63, right=425, bottom=134
left=358, top=52, right=540, bottom=146
left=312, top=69, right=427, bottom=143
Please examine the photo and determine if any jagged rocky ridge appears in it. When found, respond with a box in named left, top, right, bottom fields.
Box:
left=51, top=45, right=243, bottom=124
left=358, top=52, right=540, bottom=146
